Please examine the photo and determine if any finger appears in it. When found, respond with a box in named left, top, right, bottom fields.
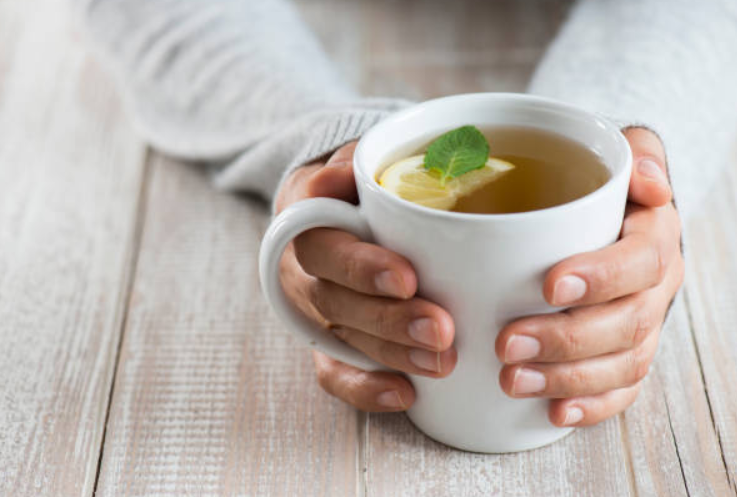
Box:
left=307, top=278, right=454, bottom=351
left=498, top=252, right=683, bottom=363
left=544, top=205, right=680, bottom=306
left=548, top=382, right=642, bottom=427
left=279, top=243, right=329, bottom=327
left=333, top=327, right=458, bottom=378
left=274, top=163, right=325, bottom=213
left=294, top=227, right=417, bottom=298
left=275, top=142, right=359, bottom=214
left=499, top=328, right=659, bottom=398
left=498, top=288, right=660, bottom=364
left=623, top=127, right=672, bottom=207
left=312, top=351, right=415, bottom=412
left=306, top=141, right=359, bottom=202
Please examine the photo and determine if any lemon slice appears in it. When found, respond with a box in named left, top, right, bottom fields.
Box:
left=378, top=154, right=514, bottom=210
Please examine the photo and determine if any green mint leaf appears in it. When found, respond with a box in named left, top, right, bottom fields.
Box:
left=423, top=125, right=489, bottom=185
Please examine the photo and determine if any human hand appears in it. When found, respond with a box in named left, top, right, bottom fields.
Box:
left=275, top=142, right=456, bottom=412
left=495, top=128, right=684, bottom=427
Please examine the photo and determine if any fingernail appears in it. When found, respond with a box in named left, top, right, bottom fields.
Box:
left=638, top=159, right=666, bottom=184
left=408, top=318, right=439, bottom=349
left=375, top=270, right=406, bottom=298
left=376, top=390, right=405, bottom=409
left=563, top=406, right=584, bottom=426
left=409, top=349, right=442, bottom=373
left=512, top=368, right=546, bottom=395
left=553, top=275, right=587, bottom=305
left=505, top=335, right=541, bottom=362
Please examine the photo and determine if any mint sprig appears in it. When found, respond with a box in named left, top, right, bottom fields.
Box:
left=423, top=125, right=489, bottom=185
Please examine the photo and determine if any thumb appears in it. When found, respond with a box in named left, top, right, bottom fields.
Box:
left=306, top=141, right=359, bottom=202
left=623, top=127, right=672, bottom=207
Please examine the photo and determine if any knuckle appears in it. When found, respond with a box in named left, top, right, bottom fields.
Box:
left=625, top=346, right=651, bottom=385
left=627, top=299, right=654, bottom=348
left=621, top=212, right=638, bottom=234
left=340, top=244, right=364, bottom=284
left=308, top=280, right=334, bottom=321
left=293, top=233, right=317, bottom=274
left=591, top=258, right=621, bottom=293
left=635, top=360, right=651, bottom=384
left=316, top=361, right=376, bottom=410
left=651, top=241, right=668, bottom=284
left=315, top=362, right=335, bottom=394
left=374, top=305, right=393, bottom=339
left=564, top=367, right=592, bottom=393
left=559, top=318, right=584, bottom=359
left=343, top=370, right=373, bottom=406
left=377, top=338, right=397, bottom=364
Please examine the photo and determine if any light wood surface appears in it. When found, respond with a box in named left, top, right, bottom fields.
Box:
left=684, top=151, right=737, bottom=494
left=1, top=0, right=735, bottom=496
left=94, top=156, right=360, bottom=496
left=0, top=1, right=146, bottom=495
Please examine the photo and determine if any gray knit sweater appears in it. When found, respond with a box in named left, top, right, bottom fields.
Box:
left=78, top=0, right=737, bottom=220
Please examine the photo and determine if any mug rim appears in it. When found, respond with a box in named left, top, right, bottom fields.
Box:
left=354, top=92, right=632, bottom=223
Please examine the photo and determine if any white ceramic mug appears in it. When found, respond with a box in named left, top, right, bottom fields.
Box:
left=259, top=93, right=632, bottom=453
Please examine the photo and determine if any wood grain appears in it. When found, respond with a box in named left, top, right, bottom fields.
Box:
left=683, top=152, right=737, bottom=494
left=622, top=296, right=733, bottom=497
left=366, top=413, right=632, bottom=497
left=0, top=1, right=147, bottom=495
left=360, top=0, right=570, bottom=99
left=298, top=0, right=571, bottom=100
left=2, top=0, right=735, bottom=495
left=94, top=158, right=360, bottom=496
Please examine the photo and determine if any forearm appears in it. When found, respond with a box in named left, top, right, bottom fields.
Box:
left=77, top=0, right=409, bottom=200
left=528, top=0, right=737, bottom=220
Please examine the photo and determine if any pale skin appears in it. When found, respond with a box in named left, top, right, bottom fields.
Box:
left=275, top=127, right=684, bottom=427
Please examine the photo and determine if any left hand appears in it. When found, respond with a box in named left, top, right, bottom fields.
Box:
left=495, top=127, right=684, bottom=427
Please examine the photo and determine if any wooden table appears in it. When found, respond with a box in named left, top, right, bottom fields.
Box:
left=1, top=0, right=735, bottom=495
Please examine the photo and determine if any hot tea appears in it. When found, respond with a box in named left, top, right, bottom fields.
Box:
left=378, top=126, right=610, bottom=214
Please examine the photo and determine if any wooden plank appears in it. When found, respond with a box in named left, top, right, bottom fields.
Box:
left=296, top=0, right=569, bottom=100
left=0, top=1, right=147, bottom=495
left=95, top=157, right=360, bottom=496
left=366, top=414, right=631, bottom=497
left=359, top=0, right=569, bottom=99
left=623, top=296, right=733, bottom=497
left=682, top=146, right=737, bottom=494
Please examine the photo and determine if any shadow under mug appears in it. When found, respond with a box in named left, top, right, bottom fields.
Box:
left=259, top=93, right=632, bottom=453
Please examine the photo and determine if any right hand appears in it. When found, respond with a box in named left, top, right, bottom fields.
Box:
left=275, top=142, right=457, bottom=412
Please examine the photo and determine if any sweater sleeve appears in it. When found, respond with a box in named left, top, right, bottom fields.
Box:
left=527, top=0, right=737, bottom=220
left=77, top=0, right=410, bottom=201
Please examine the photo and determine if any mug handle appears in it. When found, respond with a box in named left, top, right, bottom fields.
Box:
left=259, top=197, right=386, bottom=372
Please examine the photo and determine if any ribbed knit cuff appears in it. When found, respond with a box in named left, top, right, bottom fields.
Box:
left=267, top=100, right=412, bottom=214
